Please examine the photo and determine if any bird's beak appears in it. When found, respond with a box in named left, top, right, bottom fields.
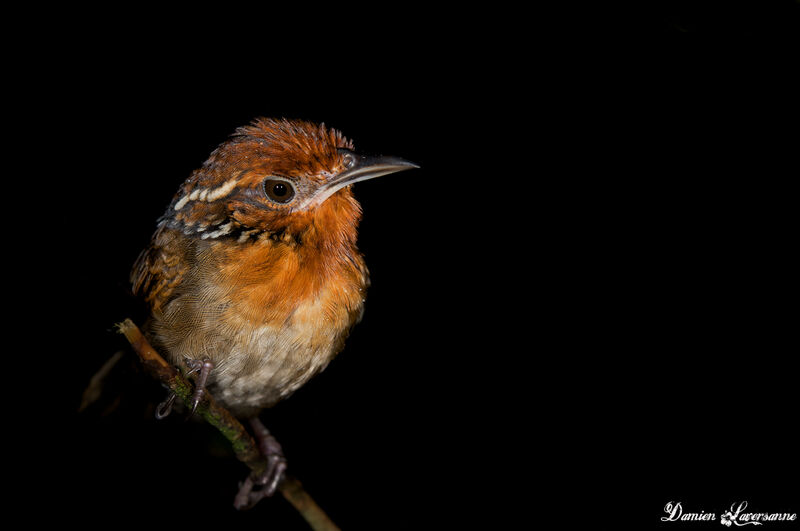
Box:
left=304, top=153, right=419, bottom=209
left=331, top=153, right=419, bottom=189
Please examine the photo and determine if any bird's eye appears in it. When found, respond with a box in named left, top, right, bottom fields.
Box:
left=341, top=152, right=356, bottom=169
left=263, top=179, right=296, bottom=204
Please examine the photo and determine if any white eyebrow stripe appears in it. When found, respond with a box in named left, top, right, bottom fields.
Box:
left=172, top=177, right=239, bottom=211
left=205, top=179, right=238, bottom=202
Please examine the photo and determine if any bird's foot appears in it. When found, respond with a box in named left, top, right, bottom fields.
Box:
left=233, top=417, right=288, bottom=510
left=184, top=358, right=215, bottom=415
left=153, top=358, right=214, bottom=420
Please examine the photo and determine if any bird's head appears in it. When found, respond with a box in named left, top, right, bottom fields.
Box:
left=164, top=118, right=417, bottom=245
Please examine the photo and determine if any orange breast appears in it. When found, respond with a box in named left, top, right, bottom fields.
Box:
left=219, top=234, right=368, bottom=327
left=205, top=234, right=367, bottom=414
left=144, top=189, right=369, bottom=415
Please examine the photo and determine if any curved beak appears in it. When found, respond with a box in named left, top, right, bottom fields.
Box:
left=304, top=153, right=419, bottom=208
left=331, top=153, right=419, bottom=188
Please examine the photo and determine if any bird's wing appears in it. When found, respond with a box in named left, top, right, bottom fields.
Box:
left=131, top=223, right=192, bottom=313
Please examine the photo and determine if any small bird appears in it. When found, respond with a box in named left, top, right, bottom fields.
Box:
left=131, top=117, right=417, bottom=506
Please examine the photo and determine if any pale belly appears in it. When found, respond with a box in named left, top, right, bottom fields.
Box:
left=150, top=280, right=365, bottom=418
left=208, top=320, right=346, bottom=416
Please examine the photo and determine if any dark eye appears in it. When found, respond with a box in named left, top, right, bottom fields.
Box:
left=263, top=179, right=296, bottom=204
left=341, top=152, right=356, bottom=169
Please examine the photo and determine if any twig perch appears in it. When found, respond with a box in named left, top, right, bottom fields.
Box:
left=116, top=318, right=340, bottom=531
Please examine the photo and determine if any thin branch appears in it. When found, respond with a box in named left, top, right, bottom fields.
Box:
left=79, top=349, right=124, bottom=412
left=116, top=318, right=340, bottom=531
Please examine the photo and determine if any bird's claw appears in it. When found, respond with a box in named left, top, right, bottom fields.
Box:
left=233, top=455, right=287, bottom=510
left=233, top=417, right=288, bottom=510
left=155, top=391, right=176, bottom=419
left=184, top=358, right=215, bottom=415
left=154, top=359, right=215, bottom=419
left=256, top=448, right=288, bottom=494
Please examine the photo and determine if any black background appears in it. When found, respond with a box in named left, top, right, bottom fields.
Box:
left=15, top=2, right=799, bottom=529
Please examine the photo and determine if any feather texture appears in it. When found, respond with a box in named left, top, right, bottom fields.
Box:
left=131, top=118, right=369, bottom=416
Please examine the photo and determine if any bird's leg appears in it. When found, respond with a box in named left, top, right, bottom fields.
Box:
left=250, top=416, right=288, bottom=493
left=233, top=416, right=288, bottom=509
left=184, top=358, right=215, bottom=414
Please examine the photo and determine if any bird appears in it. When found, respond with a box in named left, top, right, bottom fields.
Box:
left=130, top=117, right=417, bottom=507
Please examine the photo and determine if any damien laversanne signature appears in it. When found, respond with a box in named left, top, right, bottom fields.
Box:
left=662, top=501, right=797, bottom=526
